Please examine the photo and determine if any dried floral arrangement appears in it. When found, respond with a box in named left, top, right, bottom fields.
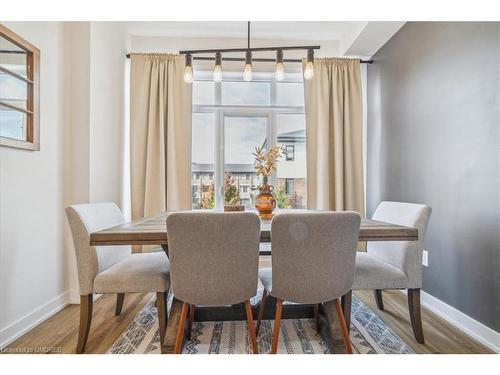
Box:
left=253, top=145, right=284, bottom=177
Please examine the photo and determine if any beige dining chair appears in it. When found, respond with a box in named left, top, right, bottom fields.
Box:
left=353, top=201, right=432, bottom=344
left=166, top=211, right=261, bottom=354
left=66, top=202, right=171, bottom=353
left=256, top=212, right=361, bottom=354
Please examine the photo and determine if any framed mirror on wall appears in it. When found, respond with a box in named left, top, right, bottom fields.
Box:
left=0, top=24, right=40, bottom=150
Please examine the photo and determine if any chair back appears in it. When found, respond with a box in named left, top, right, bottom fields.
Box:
left=66, top=203, right=131, bottom=295
left=368, top=201, right=432, bottom=288
left=166, top=211, right=260, bottom=306
left=271, top=211, right=361, bottom=304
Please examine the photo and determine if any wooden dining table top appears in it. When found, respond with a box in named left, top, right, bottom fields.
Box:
left=89, top=210, right=418, bottom=246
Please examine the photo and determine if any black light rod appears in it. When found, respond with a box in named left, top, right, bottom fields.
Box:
left=178, top=45, right=321, bottom=54
left=125, top=53, right=373, bottom=64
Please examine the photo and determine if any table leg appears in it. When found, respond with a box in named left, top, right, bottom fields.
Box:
left=161, top=244, right=169, bottom=257
left=341, top=290, right=352, bottom=334
left=322, top=300, right=347, bottom=354
left=162, top=297, right=183, bottom=354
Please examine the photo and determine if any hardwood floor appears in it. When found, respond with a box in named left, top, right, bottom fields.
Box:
left=4, top=293, right=152, bottom=354
left=4, top=258, right=493, bottom=354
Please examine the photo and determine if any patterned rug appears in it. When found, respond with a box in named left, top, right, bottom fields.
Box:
left=108, top=292, right=414, bottom=354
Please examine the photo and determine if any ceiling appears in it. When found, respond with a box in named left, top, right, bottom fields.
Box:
left=124, top=21, right=367, bottom=40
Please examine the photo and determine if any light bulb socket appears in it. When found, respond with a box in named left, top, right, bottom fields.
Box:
left=307, top=49, right=314, bottom=63
left=245, top=50, right=252, bottom=66
left=215, top=52, right=222, bottom=67
left=276, top=49, right=283, bottom=64
left=185, top=53, right=192, bottom=67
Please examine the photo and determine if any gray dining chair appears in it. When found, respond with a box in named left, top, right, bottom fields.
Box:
left=166, top=211, right=261, bottom=354
left=66, top=202, right=170, bottom=353
left=256, top=211, right=361, bottom=354
left=352, top=201, right=432, bottom=344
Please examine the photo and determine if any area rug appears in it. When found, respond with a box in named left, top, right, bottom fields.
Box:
left=108, top=292, right=414, bottom=354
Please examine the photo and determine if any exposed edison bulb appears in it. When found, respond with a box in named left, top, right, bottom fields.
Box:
left=275, top=62, right=285, bottom=81
left=184, top=65, right=193, bottom=84
left=303, top=61, right=314, bottom=80
left=213, top=64, right=222, bottom=82
left=243, top=63, right=252, bottom=82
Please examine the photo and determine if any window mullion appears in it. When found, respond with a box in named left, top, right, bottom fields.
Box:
left=269, top=78, right=277, bottom=188
left=214, top=79, right=224, bottom=209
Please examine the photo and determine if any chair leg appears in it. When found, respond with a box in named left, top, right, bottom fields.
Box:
left=341, top=290, right=352, bottom=334
left=76, top=294, right=93, bottom=354
left=157, top=292, right=168, bottom=347
left=374, top=289, right=384, bottom=311
left=271, top=298, right=283, bottom=354
left=314, top=304, right=321, bottom=333
left=115, top=293, right=125, bottom=316
left=256, top=289, right=268, bottom=336
left=334, top=298, right=353, bottom=354
left=408, top=288, right=425, bottom=344
left=187, top=304, right=195, bottom=340
left=244, top=300, right=259, bottom=354
left=173, top=302, right=189, bottom=354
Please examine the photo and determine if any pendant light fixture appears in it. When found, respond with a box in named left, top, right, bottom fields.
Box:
left=177, top=22, right=343, bottom=83
left=243, top=50, right=253, bottom=81
left=303, top=48, right=314, bottom=80
left=183, top=53, right=193, bottom=84
left=275, top=49, right=285, bottom=81
left=213, top=52, right=222, bottom=82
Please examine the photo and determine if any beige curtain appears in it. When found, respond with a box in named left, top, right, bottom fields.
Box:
left=304, top=58, right=365, bottom=217
left=130, top=54, right=192, bottom=221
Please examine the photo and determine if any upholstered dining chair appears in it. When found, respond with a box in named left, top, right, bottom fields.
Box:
left=256, top=212, right=361, bottom=354
left=66, top=203, right=170, bottom=353
left=352, top=201, right=432, bottom=344
left=166, top=211, right=261, bottom=354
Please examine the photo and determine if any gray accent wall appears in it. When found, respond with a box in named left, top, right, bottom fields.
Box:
left=366, top=22, right=500, bottom=332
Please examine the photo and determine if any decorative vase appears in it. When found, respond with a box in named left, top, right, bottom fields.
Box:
left=255, top=176, right=276, bottom=219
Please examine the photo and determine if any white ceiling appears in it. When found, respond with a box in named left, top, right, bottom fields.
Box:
left=124, top=21, right=368, bottom=41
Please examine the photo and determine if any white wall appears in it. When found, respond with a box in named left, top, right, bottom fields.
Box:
left=0, top=21, right=69, bottom=347
left=0, top=21, right=128, bottom=347
left=89, top=22, right=127, bottom=205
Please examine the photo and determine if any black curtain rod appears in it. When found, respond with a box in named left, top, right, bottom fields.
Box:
left=125, top=53, right=373, bottom=64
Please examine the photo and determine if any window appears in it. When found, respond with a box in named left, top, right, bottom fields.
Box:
left=285, top=145, right=295, bottom=161
left=191, top=71, right=306, bottom=209
left=285, top=178, right=294, bottom=195
left=0, top=25, right=39, bottom=150
left=191, top=112, right=215, bottom=209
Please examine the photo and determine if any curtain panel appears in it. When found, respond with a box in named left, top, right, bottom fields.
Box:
left=130, top=54, right=192, bottom=221
left=304, top=58, right=365, bottom=217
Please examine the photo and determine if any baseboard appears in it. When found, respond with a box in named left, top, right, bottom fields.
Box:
left=401, top=290, right=500, bottom=353
left=0, top=290, right=72, bottom=349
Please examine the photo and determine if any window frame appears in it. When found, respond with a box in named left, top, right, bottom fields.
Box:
left=0, top=24, right=40, bottom=151
left=192, top=71, right=305, bottom=209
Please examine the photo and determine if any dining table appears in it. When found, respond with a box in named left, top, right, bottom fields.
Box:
left=90, top=210, right=418, bottom=354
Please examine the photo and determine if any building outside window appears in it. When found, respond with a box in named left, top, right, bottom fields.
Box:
left=191, top=71, right=306, bottom=210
